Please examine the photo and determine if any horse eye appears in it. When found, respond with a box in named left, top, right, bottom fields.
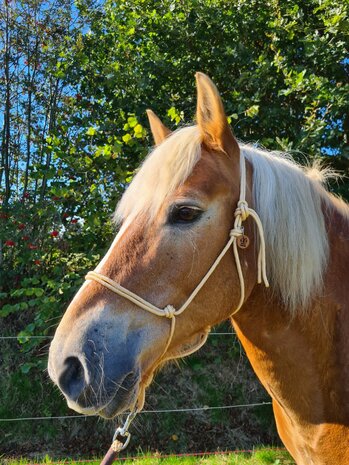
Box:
left=169, top=206, right=203, bottom=224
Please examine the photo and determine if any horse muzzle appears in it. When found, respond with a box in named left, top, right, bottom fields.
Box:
left=47, top=305, right=145, bottom=418
left=48, top=344, right=140, bottom=417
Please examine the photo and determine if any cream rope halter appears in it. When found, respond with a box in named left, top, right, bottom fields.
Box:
left=89, top=152, right=270, bottom=459
left=85, top=151, right=269, bottom=362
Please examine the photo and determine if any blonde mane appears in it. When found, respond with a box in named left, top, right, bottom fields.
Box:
left=241, top=144, right=331, bottom=312
left=115, top=125, right=335, bottom=313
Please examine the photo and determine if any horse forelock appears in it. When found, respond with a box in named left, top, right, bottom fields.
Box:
left=114, top=126, right=202, bottom=225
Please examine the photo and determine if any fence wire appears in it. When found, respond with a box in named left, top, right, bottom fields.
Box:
left=0, top=401, right=272, bottom=422
left=1, top=331, right=271, bottom=426
left=0, top=332, right=236, bottom=340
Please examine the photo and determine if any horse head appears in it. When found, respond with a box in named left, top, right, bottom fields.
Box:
left=48, top=73, right=261, bottom=418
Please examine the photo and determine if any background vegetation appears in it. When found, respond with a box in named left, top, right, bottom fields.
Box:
left=1, top=0, right=348, bottom=459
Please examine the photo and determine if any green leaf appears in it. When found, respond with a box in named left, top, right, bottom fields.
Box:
left=0, top=304, right=15, bottom=317
left=245, top=105, right=260, bottom=118
left=34, top=288, right=44, bottom=297
left=86, top=127, right=97, bottom=136
left=122, top=133, right=132, bottom=143
left=134, top=124, right=143, bottom=134
left=127, top=116, right=138, bottom=128
left=20, top=363, right=35, bottom=374
left=167, top=106, right=182, bottom=124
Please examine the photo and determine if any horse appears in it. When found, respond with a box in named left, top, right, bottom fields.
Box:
left=48, top=73, right=349, bottom=465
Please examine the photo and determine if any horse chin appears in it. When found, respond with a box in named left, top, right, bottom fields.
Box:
left=65, top=373, right=140, bottom=419
left=98, top=376, right=140, bottom=419
left=98, top=387, right=139, bottom=419
left=99, top=373, right=152, bottom=419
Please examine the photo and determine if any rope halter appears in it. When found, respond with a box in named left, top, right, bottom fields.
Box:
left=88, top=151, right=270, bottom=461
left=85, top=151, right=269, bottom=361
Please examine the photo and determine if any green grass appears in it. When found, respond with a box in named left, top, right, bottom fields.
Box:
left=2, top=448, right=296, bottom=465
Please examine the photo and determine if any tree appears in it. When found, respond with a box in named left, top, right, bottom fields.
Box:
left=64, top=0, right=348, bottom=156
left=0, top=0, right=79, bottom=205
left=0, top=0, right=89, bottom=335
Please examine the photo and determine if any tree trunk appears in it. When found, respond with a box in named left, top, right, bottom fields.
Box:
left=1, top=2, right=12, bottom=206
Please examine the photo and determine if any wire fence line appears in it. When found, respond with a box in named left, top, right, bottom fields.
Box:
left=0, top=401, right=272, bottom=422
left=0, top=332, right=236, bottom=340
left=1, top=331, right=270, bottom=427
left=1, top=329, right=274, bottom=461
left=0, top=335, right=52, bottom=340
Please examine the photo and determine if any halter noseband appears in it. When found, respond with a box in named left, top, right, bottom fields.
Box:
left=85, top=151, right=269, bottom=361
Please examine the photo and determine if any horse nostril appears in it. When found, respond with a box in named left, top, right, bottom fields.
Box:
left=58, top=356, right=86, bottom=400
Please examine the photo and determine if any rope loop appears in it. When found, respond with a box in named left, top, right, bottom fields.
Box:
left=163, top=305, right=176, bottom=318
left=236, top=200, right=250, bottom=221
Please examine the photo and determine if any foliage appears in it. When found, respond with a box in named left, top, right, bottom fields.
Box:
left=0, top=192, right=114, bottom=362
left=63, top=0, right=348, bottom=159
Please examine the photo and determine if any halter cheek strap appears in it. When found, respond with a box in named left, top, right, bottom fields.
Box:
left=85, top=152, right=269, bottom=362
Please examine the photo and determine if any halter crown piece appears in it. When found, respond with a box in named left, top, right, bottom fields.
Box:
left=86, top=151, right=269, bottom=461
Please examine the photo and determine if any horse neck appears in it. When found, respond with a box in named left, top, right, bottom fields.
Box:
left=323, top=193, right=349, bottom=304
left=232, top=192, right=349, bottom=424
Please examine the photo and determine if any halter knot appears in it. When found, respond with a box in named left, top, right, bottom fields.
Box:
left=235, top=200, right=250, bottom=221
left=229, top=227, right=244, bottom=238
left=163, top=305, right=176, bottom=318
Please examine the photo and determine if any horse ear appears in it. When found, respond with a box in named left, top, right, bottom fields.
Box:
left=195, top=72, right=239, bottom=157
left=146, top=109, right=171, bottom=145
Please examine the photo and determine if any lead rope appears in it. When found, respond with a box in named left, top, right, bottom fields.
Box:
left=100, top=410, right=137, bottom=465
left=88, top=152, right=269, bottom=465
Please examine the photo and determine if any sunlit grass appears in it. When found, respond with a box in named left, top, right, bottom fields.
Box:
left=2, top=447, right=296, bottom=465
